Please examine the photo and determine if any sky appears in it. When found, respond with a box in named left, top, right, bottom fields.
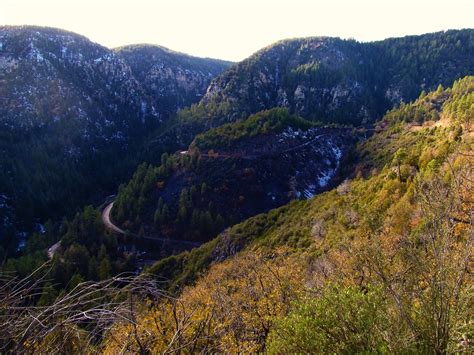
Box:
left=1, top=0, right=473, bottom=61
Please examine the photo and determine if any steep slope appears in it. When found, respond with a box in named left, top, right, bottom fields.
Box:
left=2, top=77, right=472, bottom=353
left=0, top=26, right=228, bottom=245
left=99, top=77, right=474, bottom=353
left=0, top=109, right=356, bottom=306
left=111, top=109, right=356, bottom=244
left=0, top=26, right=158, bottom=130
left=116, top=44, right=232, bottom=119
left=103, top=77, right=473, bottom=353
left=0, top=26, right=158, bottom=235
left=194, top=30, right=473, bottom=125
left=149, top=76, right=473, bottom=289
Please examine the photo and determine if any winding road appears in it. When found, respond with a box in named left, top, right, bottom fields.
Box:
left=102, top=202, right=125, bottom=234
left=102, top=201, right=201, bottom=248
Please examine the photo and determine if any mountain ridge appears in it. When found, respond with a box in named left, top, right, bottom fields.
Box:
left=115, top=43, right=232, bottom=118
left=196, top=29, right=473, bottom=125
left=0, top=25, right=230, bottom=248
left=0, top=22, right=472, bottom=353
left=111, top=109, right=356, bottom=246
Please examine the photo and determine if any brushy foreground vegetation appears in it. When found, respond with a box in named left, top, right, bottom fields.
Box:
left=105, top=76, right=474, bottom=353
left=1, top=77, right=473, bottom=353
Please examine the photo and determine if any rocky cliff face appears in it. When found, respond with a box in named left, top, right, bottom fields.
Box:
left=201, top=30, right=474, bottom=125
left=116, top=45, right=232, bottom=119
left=0, top=26, right=158, bottom=139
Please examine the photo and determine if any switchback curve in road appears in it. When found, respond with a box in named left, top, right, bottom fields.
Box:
left=102, top=202, right=125, bottom=234
left=102, top=201, right=200, bottom=247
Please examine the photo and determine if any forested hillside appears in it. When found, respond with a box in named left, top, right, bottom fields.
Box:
left=109, top=29, right=474, bottom=250
left=191, top=30, right=473, bottom=125
left=102, top=76, right=472, bottom=353
left=112, top=109, right=356, bottom=243
left=2, top=77, right=472, bottom=353
left=0, top=26, right=229, bottom=254
left=142, top=30, right=473, bottom=171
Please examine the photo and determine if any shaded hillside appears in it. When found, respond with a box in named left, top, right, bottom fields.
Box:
left=191, top=30, right=473, bottom=125
left=116, top=44, right=232, bottom=119
left=0, top=26, right=156, bottom=233
left=0, top=26, right=228, bottom=244
left=112, top=109, right=357, bottom=242
left=2, top=74, right=472, bottom=353
left=146, top=77, right=473, bottom=295
left=102, top=77, right=473, bottom=353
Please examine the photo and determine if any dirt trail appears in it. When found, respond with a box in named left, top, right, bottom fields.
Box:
left=102, top=202, right=125, bottom=234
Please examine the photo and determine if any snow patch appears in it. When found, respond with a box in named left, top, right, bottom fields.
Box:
left=36, top=223, right=46, bottom=234
left=302, top=184, right=317, bottom=199
left=140, top=101, right=147, bottom=116
left=28, top=43, right=45, bottom=62
left=317, top=144, right=342, bottom=188
left=318, top=170, right=332, bottom=188
left=332, top=145, right=342, bottom=160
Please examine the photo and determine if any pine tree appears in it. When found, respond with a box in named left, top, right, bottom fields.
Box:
left=191, top=209, right=200, bottom=229
left=154, top=208, right=162, bottom=226
left=201, top=182, right=208, bottom=196
left=37, top=282, right=59, bottom=307
left=161, top=204, right=170, bottom=224
left=99, top=257, right=111, bottom=280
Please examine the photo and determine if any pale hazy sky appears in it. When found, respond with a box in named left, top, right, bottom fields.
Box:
left=1, top=0, right=473, bottom=61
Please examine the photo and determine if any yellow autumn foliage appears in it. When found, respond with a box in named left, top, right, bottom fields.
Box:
left=102, top=249, right=306, bottom=353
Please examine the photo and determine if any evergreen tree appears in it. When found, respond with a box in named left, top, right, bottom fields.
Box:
left=99, top=257, right=111, bottom=280
left=37, top=282, right=59, bottom=307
